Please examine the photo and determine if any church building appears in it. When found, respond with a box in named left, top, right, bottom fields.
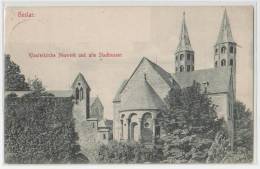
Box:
left=113, top=9, right=235, bottom=145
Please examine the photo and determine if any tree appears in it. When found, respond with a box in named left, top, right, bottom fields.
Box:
left=28, top=77, right=45, bottom=92
left=4, top=92, right=88, bottom=164
left=159, top=81, right=224, bottom=163
left=5, top=54, right=29, bottom=91
left=221, top=101, right=253, bottom=163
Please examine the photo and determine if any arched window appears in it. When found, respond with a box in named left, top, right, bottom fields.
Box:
left=180, top=65, right=184, bottom=72
left=155, top=126, right=160, bottom=137
left=230, top=59, right=233, bottom=66
left=229, top=46, right=234, bottom=53
left=120, top=119, right=123, bottom=138
left=191, top=65, right=194, bottom=71
left=215, top=48, right=218, bottom=54
left=75, top=88, right=79, bottom=100
left=221, top=46, right=226, bottom=54
left=221, top=59, right=226, bottom=66
left=187, top=65, right=191, bottom=72
left=80, top=87, right=84, bottom=100
left=187, top=54, right=191, bottom=60
left=175, top=67, right=178, bottom=72
left=215, top=61, right=218, bottom=67
left=180, top=54, right=184, bottom=61
left=176, top=56, right=178, bottom=61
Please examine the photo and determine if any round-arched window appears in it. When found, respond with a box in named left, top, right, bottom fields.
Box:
left=230, top=59, right=233, bottom=66
left=221, top=59, right=226, bottom=66
left=180, top=54, right=184, bottom=61
left=229, top=46, right=234, bottom=53
left=191, top=65, right=194, bottom=71
left=180, top=65, right=184, bottom=72
left=221, top=46, right=226, bottom=54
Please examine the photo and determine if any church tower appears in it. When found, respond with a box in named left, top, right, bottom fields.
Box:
left=214, top=9, right=237, bottom=96
left=72, top=72, right=91, bottom=119
left=175, top=12, right=194, bottom=73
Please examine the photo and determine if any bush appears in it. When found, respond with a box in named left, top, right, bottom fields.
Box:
left=96, top=141, right=161, bottom=163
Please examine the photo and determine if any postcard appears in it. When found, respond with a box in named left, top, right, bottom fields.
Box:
left=3, top=5, right=254, bottom=164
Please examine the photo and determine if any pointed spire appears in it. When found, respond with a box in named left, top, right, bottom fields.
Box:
left=216, top=9, right=235, bottom=44
left=176, top=11, right=193, bottom=53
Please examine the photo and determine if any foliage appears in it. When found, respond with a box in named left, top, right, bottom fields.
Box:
left=222, top=101, right=254, bottom=163
left=28, top=77, right=46, bottom=92
left=96, top=141, right=161, bottom=163
left=4, top=93, right=88, bottom=164
left=5, top=54, right=29, bottom=91
left=159, top=81, right=224, bottom=163
left=206, top=131, right=230, bottom=163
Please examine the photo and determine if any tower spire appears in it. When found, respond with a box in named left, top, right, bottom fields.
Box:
left=213, top=8, right=237, bottom=99
left=216, top=8, right=235, bottom=44
left=176, top=11, right=193, bottom=53
left=174, top=12, right=194, bottom=73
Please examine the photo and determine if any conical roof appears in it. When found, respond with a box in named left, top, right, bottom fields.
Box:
left=216, top=9, right=235, bottom=44
left=120, top=77, right=165, bottom=111
left=176, top=12, right=193, bottom=53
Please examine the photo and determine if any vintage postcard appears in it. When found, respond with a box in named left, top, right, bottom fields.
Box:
left=3, top=4, right=254, bottom=164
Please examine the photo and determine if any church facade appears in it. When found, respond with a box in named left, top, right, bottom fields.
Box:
left=113, top=10, right=236, bottom=144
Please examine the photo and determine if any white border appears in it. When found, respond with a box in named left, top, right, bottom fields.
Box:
left=0, top=1, right=258, bottom=169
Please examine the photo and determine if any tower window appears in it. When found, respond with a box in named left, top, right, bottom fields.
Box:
left=103, top=134, right=106, bottom=140
left=187, top=54, right=191, bottom=60
left=215, top=61, right=218, bottom=67
left=230, top=59, right=233, bottom=66
left=92, top=122, right=95, bottom=128
left=176, top=56, right=178, bottom=61
left=187, top=65, right=191, bottom=72
left=215, top=48, right=218, bottom=54
left=221, top=46, right=226, bottom=54
left=180, top=65, right=184, bottom=72
left=176, top=67, right=178, bottom=72
left=191, top=65, right=194, bottom=71
left=192, top=55, right=194, bottom=62
left=180, top=54, right=184, bottom=61
left=221, top=59, right=226, bottom=66
left=230, top=46, right=234, bottom=53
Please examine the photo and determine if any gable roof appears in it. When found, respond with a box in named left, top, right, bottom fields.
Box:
left=113, top=80, right=128, bottom=102
left=90, top=96, right=103, bottom=109
left=216, top=9, right=235, bottom=44
left=113, top=57, right=173, bottom=102
left=120, top=79, right=165, bottom=112
left=145, top=58, right=173, bottom=86
left=172, top=67, right=232, bottom=94
left=71, top=72, right=91, bottom=89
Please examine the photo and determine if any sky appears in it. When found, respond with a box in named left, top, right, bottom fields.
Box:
left=4, top=6, right=254, bottom=119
